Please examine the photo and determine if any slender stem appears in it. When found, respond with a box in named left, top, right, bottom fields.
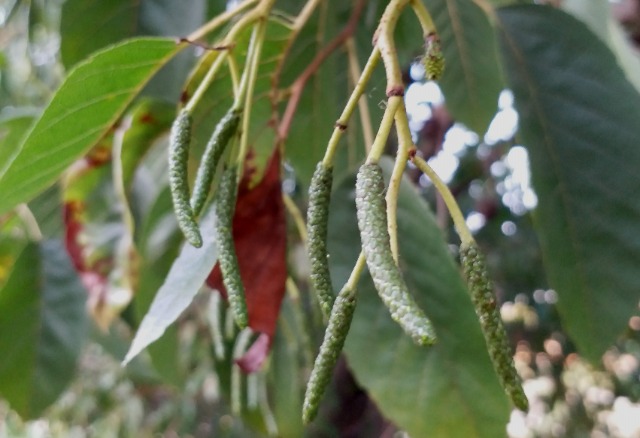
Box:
left=231, top=327, right=254, bottom=414
left=185, top=0, right=275, bottom=114
left=344, top=252, right=367, bottom=292
left=412, top=155, right=475, bottom=245
left=258, top=371, right=279, bottom=436
left=375, top=0, right=410, bottom=93
left=237, top=16, right=268, bottom=168
left=283, top=193, right=308, bottom=244
left=208, top=292, right=226, bottom=360
left=188, top=0, right=259, bottom=41
left=277, top=0, right=367, bottom=145
left=386, top=102, right=412, bottom=263
left=293, top=0, right=323, bottom=31
left=185, top=50, right=229, bottom=114
left=233, top=22, right=262, bottom=111
left=409, top=0, right=437, bottom=36
left=270, top=0, right=323, bottom=95
left=228, top=54, right=241, bottom=96
left=322, top=47, right=381, bottom=166
left=346, top=38, right=375, bottom=153
left=365, top=96, right=402, bottom=164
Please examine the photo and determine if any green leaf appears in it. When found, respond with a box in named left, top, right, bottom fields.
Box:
left=0, top=240, right=88, bottom=418
left=329, top=158, right=510, bottom=437
left=28, top=186, right=64, bottom=238
left=0, top=38, right=181, bottom=215
left=497, top=5, right=640, bottom=361
left=123, top=205, right=219, bottom=365
left=0, top=113, right=35, bottom=177
left=562, top=0, right=640, bottom=93
left=429, top=0, right=504, bottom=133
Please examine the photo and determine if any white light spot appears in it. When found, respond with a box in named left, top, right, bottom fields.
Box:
left=410, top=62, right=426, bottom=81
left=501, top=220, right=517, bottom=236
left=491, top=161, right=507, bottom=178
left=466, top=211, right=486, bottom=233
left=422, top=81, right=445, bottom=105
left=484, top=107, right=519, bottom=145
left=468, top=180, right=484, bottom=199
left=443, top=123, right=478, bottom=156
left=499, top=89, right=514, bottom=110
left=427, top=151, right=459, bottom=183
left=533, top=289, right=546, bottom=303
left=544, top=290, right=558, bottom=304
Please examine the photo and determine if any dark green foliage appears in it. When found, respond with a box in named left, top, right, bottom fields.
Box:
left=190, top=107, right=241, bottom=217
left=460, top=242, right=528, bottom=411
left=307, top=162, right=335, bottom=318
left=355, top=163, right=436, bottom=346
left=168, top=109, right=202, bottom=248
left=302, top=283, right=357, bottom=424
left=215, top=165, right=248, bottom=329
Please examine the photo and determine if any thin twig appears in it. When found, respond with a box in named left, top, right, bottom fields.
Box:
left=277, top=0, right=367, bottom=144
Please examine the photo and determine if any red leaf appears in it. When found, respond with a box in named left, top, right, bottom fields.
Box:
left=207, top=148, right=287, bottom=351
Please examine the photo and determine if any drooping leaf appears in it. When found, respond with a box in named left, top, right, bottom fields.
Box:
left=123, top=204, right=219, bottom=365
left=0, top=240, right=88, bottom=419
left=0, top=38, right=181, bottom=215
left=207, top=149, right=287, bottom=370
left=133, top=185, right=184, bottom=386
left=329, top=158, right=510, bottom=437
left=497, top=5, right=640, bottom=361
left=428, top=0, right=504, bottom=134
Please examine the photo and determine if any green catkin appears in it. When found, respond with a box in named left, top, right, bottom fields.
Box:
left=215, top=165, right=248, bottom=329
left=302, top=283, right=358, bottom=424
left=460, top=242, right=529, bottom=411
left=423, top=33, right=445, bottom=81
left=191, top=108, right=242, bottom=217
left=355, top=163, right=436, bottom=346
left=169, top=109, right=203, bottom=248
left=307, top=162, right=335, bottom=318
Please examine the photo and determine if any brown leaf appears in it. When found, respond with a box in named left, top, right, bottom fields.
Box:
left=207, top=148, right=287, bottom=370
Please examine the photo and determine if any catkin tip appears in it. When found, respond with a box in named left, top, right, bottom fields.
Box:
left=460, top=242, right=528, bottom=412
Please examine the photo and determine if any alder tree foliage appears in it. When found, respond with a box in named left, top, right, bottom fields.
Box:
left=1, top=0, right=640, bottom=436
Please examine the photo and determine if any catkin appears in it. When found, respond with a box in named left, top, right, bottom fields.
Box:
left=215, top=165, right=248, bottom=329
left=355, top=163, right=436, bottom=346
left=302, top=283, right=357, bottom=423
left=169, top=109, right=202, bottom=248
left=191, top=108, right=241, bottom=217
left=460, top=242, right=528, bottom=411
left=424, top=33, right=445, bottom=81
left=307, top=162, right=335, bottom=318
